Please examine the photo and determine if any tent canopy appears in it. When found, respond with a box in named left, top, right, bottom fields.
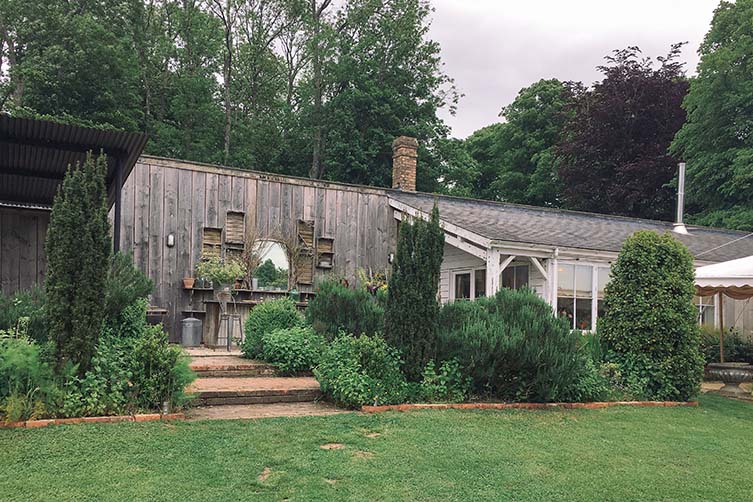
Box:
left=696, top=255, right=753, bottom=299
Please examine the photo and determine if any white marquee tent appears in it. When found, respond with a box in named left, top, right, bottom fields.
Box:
left=695, top=256, right=753, bottom=362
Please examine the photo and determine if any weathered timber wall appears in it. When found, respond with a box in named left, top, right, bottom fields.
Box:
left=0, top=207, right=49, bottom=295
left=120, top=156, right=396, bottom=339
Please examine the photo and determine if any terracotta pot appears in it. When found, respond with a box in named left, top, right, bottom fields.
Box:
left=183, top=277, right=196, bottom=289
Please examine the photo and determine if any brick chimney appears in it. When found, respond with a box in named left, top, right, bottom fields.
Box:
left=392, top=136, right=418, bottom=191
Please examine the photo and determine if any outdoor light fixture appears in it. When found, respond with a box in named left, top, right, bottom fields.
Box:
left=166, top=234, right=175, bottom=247
left=388, top=252, right=394, bottom=264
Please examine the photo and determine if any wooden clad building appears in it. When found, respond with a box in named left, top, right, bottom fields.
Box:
left=118, top=156, right=397, bottom=338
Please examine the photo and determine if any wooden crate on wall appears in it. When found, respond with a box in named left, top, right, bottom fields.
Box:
left=201, top=227, right=222, bottom=258
left=225, top=211, right=245, bottom=245
left=296, top=248, right=314, bottom=285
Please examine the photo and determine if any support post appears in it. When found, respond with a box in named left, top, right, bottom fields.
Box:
left=486, top=249, right=501, bottom=297
left=113, top=157, right=123, bottom=253
left=718, top=292, right=725, bottom=363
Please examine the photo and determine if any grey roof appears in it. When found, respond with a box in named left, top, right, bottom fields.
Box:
left=0, top=115, right=148, bottom=206
left=389, top=191, right=753, bottom=263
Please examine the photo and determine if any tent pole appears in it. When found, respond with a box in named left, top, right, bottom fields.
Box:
left=718, top=292, right=725, bottom=363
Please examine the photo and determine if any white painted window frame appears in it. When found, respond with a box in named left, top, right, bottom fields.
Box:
left=555, top=260, right=611, bottom=332
left=450, top=267, right=487, bottom=301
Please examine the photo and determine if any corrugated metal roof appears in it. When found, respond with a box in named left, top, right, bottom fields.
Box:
left=390, top=191, right=753, bottom=263
left=0, top=115, right=148, bottom=206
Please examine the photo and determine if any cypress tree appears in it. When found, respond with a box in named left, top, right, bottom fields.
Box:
left=45, top=153, right=112, bottom=375
left=385, top=203, right=445, bottom=380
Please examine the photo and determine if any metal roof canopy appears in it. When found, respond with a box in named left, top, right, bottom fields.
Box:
left=0, top=115, right=148, bottom=251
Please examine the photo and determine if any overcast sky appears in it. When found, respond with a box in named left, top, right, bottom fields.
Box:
left=429, top=0, right=720, bottom=139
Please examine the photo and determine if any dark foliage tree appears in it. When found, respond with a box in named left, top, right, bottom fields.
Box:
left=671, top=0, right=753, bottom=231
left=599, top=231, right=704, bottom=401
left=385, top=204, right=444, bottom=381
left=45, top=154, right=112, bottom=375
left=558, top=45, right=688, bottom=220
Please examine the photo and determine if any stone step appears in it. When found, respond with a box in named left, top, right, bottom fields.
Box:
left=189, top=377, right=322, bottom=406
left=188, top=356, right=277, bottom=378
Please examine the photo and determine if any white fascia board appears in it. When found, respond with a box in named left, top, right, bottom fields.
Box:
left=392, top=210, right=487, bottom=260
left=389, top=198, right=492, bottom=249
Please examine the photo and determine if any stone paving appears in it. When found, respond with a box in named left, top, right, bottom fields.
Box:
left=188, top=402, right=347, bottom=421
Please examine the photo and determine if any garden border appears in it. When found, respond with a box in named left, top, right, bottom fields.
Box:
left=1, top=413, right=185, bottom=429
left=361, top=401, right=700, bottom=413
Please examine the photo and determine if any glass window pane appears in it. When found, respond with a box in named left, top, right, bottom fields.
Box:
left=576, top=298, right=592, bottom=330
left=597, top=267, right=610, bottom=299
left=557, top=264, right=574, bottom=296
left=474, top=269, right=486, bottom=298
left=455, top=273, right=471, bottom=300
left=502, top=267, right=515, bottom=289
left=575, top=265, right=593, bottom=298
left=516, top=265, right=529, bottom=289
left=557, top=297, right=574, bottom=329
left=694, top=296, right=715, bottom=327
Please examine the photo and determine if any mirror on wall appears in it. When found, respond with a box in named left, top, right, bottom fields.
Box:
left=251, top=240, right=289, bottom=291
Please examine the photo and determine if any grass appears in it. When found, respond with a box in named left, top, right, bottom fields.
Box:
left=2, top=394, right=752, bottom=501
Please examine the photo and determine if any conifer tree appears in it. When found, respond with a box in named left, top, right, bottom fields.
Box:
left=385, top=204, right=444, bottom=380
left=45, top=153, right=111, bottom=375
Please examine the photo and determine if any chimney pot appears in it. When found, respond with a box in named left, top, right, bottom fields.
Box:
left=392, top=136, right=418, bottom=191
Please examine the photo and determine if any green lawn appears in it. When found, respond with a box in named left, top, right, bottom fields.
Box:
left=2, top=394, right=752, bottom=501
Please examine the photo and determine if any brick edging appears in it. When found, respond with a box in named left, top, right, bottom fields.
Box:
left=1, top=413, right=185, bottom=429
left=361, top=401, right=700, bottom=413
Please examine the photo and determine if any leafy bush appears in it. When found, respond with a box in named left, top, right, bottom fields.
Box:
left=104, top=252, right=153, bottom=324
left=261, top=326, right=325, bottom=375
left=241, top=299, right=304, bottom=358
left=314, top=334, right=408, bottom=408
left=0, top=337, right=55, bottom=421
left=599, top=231, right=704, bottom=401
left=129, top=324, right=195, bottom=411
left=418, top=359, right=469, bottom=403
left=436, top=288, right=587, bottom=402
left=700, top=326, right=753, bottom=365
left=306, top=278, right=384, bottom=339
left=195, top=256, right=247, bottom=286
left=0, top=288, right=47, bottom=343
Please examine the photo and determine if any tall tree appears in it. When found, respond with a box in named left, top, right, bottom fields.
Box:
left=558, top=45, right=688, bottom=220
left=46, top=155, right=112, bottom=375
left=462, top=79, right=577, bottom=205
left=671, top=0, right=753, bottom=231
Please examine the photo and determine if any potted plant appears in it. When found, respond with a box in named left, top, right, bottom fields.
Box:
left=195, top=256, right=247, bottom=291
left=183, top=276, right=196, bottom=289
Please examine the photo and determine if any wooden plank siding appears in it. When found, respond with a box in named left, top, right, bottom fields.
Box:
left=119, top=158, right=396, bottom=340
left=0, top=207, right=50, bottom=294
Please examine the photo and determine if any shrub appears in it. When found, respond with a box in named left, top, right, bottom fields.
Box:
left=700, top=326, right=753, bottom=365
left=261, top=326, right=325, bottom=375
left=0, top=337, right=54, bottom=421
left=306, top=278, right=383, bottom=339
left=104, top=252, right=153, bottom=324
left=436, top=288, right=587, bottom=402
left=129, top=324, right=195, bottom=411
left=0, top=287, right=47, bottom=343
left=46, top=153, right=111, bottom=375
left=599, top=231, right=704, bottom=401
left=241, top=299, right=304, bottom=358
left=418, top=359, right=469, bottom=403
left=314, top=334, right=408, bottom=408
left=385, top=204, right=444, bottom=380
